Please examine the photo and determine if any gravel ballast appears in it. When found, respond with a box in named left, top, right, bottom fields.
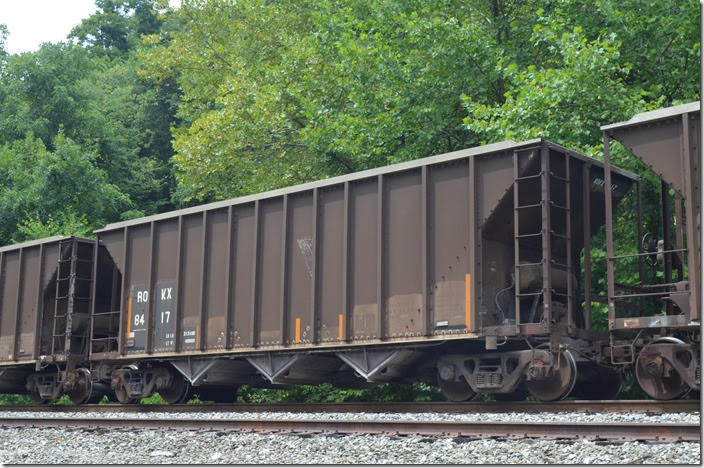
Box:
left=0, top=427, right=699, bottom=464
left=0, top=410, right=699, bottom=464
left=0, top=410, right=699, bottom=424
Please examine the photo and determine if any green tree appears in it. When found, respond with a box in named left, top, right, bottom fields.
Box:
left=140, top=0, right=513, bottom=202
left=0, top=1, right=181, bottom=223
left=140, top=0, right=323, bottom=203
left=462, top=23, right=644, bottom=153
left=142, top=0, right=699, bottom=207
left=0, top=23, right=7, bottom=63
left=0, top=133, right=128, bottom=243
left=70, top=0, right=163, bottom=58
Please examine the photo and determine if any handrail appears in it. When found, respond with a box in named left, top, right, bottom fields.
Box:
left=609, top=248, right=687, bottom=261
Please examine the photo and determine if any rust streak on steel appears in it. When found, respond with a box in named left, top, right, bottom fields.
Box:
left=0, top=400, right=698, bottom=415
left=0, top=417, right=698, bottom=442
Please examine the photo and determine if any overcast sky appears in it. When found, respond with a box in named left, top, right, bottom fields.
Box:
left=0, top=0, right=180, bottom=55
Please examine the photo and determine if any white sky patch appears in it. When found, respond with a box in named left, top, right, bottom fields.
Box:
left=0, top=0, right=181, bottom=55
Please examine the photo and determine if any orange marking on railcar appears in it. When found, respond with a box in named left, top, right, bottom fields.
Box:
left=338, top=314, right=344, bottom=341
left=295, top=317, right=301, bottom=343
left=465, top=274, right=471, bottom=330
left=126, top=296, right=133, bottom=336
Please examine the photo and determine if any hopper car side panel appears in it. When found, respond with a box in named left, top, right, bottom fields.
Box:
left=95, top=139, right=637, bottom=361
left=602, top=103, right=701, bottom=326
left=599, top=102, right=700, bottom=400
left=0, top=237, right=95, bottom=366
left=0, top=240, right=63, bottom=363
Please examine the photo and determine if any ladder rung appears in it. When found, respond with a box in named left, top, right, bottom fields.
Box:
left=551, top=261, right=568, bottom=268
left=516, top=262, right=543, bottom=268
left=549, top=202, right=569, bottom=210
left=549, top=172, right=569, bottom=182
left=514, top=173, right=542, bottom=182
left=516, top=292, right=543, bottom=297
left=92, top=311, right=120, bottom=316
left=515, top=202, right=542, bottom=210
left=516, top=232, right=542, bottom=239
left=550, top=231, right=571, bottom=239
left=57, top=276, right=92, bottom=282
left=552, top=291, right=573, bottom=297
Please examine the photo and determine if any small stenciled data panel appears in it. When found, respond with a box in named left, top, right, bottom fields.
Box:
left=125, top=281, right=184, bottom=353
left=126, top=284, right=149, bottom=352
left=153, top=281, right=176, bottom=351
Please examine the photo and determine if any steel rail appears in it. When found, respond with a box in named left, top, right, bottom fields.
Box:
left=0, top=400, right=698, bottom=414
left=0, top=416, right=698, bottom=442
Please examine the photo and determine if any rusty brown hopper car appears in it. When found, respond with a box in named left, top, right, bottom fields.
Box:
left=601, top=102, right=701, bottom=400
left=0, top=237, right=92, bottom=365
left=0, top=237, right=117, bottom=397
left=97, top=139, right=636, bottom=352
left=0, top=138, right=641, bottom=404
left=79, top=138, right=635, bottom=403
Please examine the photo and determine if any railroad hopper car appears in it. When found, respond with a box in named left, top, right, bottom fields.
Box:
left=0, top=237, right=117, bottom=402
left=601, top=102, right=701, bottom=400
left=0, top=139, right=641, bottom=404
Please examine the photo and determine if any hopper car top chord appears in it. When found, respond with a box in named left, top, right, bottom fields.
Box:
left=0, top=104, right=699, bottom=406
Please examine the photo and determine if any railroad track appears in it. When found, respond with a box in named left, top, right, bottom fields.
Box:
left=0, top=416, right=698, bottom=443
left=0, top=399, right=699, bottom=414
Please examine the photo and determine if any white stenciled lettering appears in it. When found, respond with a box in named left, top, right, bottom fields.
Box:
left=592, top=177, right=618, bottom=192
left=161, top=287, right=173, bottom=301
left=136, top=290, right=149, bottom=303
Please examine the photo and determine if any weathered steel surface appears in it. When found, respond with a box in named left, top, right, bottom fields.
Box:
left=94, top=139, right=637, bottom=359
left=602, top=102, right=701, bottom=325
left=0, top=236, right=123, bottom=368
left=0, top=237, right=83, bottom=365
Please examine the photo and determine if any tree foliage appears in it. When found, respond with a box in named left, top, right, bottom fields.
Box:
left=139, top=0, right=699, bottom=205
left=0, top=133, right=127, bottom=242
left=0, top=0, right=180, bottom=243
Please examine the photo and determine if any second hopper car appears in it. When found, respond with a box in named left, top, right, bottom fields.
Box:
left=0, top=138, right=640, bottom=403
left=601, top=102, right=701, bottom=400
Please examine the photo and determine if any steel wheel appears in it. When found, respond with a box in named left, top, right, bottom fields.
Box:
left=160, top=376, right=191, bottom=404
left=525, top=349, right=577, bottom=402
left=114, top=381, right=136, bottom=404
left=438, top=372, right=478, bottom=402
left=67, top=368, right=95, bottom=405
left=636, top=337, right=690, bottom=400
